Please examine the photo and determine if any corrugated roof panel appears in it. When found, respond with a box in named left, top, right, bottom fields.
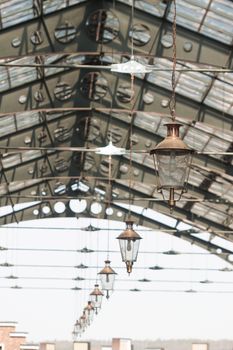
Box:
left=117, top=0, right=167, bottom=17
left=209, top=180, right=233, bottom=200
left=204, top=80, right=233, bottom=115
left=167, top=1, right=205, bottom=31
left=188, top=169, right=206, bottom=187
left=134, top=112, right=162, bottom=133
left=204, top=208, right=228, bottom=224
left=203, top=136, right=230, bottom=156
left=43, top=0, right=87, bottom=14
left=183, top=127, right=210, bottom=151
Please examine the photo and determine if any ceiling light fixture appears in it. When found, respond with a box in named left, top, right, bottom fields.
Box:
left=117, top=220, right=142, bottom=275
left=95, top=140, right=126, bottom=155
left=150, top=0, right=193, bottom=210
left=110, top=0, right=152, bottom=75
left=72, top=320, right=83, bottom=339
left=98, top=142, right=117, bottom=297
left=98, top=259, right=117, bottom=299
left=89, top=283, right=104, bottom=314
left=84, top=301, right=95, bottom=325
left=110, top=56, right=152, bottom=74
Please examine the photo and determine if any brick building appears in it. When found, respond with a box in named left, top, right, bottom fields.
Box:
left=0, top=322, right=38, bottom=350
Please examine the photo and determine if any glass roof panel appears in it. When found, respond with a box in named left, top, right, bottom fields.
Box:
left=167, top=0, right=233, bottom=45
left=204, top=80, right=233, bottom=115
left=192, top=203, right=229, bottom=225
left=183, top=127, right=210, bottom=151
left=188, top=169, right=206, bottom=187
left=2, top=150, right=45, bottom=169
left=0, top=0, right=34, bottom=29
left=0, top=0, right=87, bottom=30
left=209, top=180, right=233, bottom=201
left=134, top=112, right=162, bottom=132
left=8, top=179, right=42, bottom=193
left=0, top=56, right=66, bottom=93
left=116, top=0, right=233, bottom=45
left=123, top=153, right=154, bottom=169
left=117, top=0, right=167, bottom=17
left=43, top=0, right=87, bottom=14
left=0, top=205, right=14, bottom=217
left=204, top=208, right=228, bottom=224
left=167, top=0, right=206, bottom=31
left=203, top=137, right=230, bottom=157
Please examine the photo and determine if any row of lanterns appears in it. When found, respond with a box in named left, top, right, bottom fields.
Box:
left=72, top=261, right=118, bottom=337
left=73, top=122, right=193, bottom=336
left=72, top=220, right=142, bottom=337
left=72, top=283, right=103, bottom=338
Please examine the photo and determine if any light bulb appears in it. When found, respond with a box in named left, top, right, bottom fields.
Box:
left=127, top=239, right=131, bottom=251
left=169, top=151, right=177, bottom=172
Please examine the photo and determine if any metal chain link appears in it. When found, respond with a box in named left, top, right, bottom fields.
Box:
left=169, top=0, right=177, bottom=121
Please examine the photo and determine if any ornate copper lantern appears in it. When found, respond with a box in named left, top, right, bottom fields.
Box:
left=89, top=283, right=104, bottom=314
left=150, top=123, right=193, bottom=209
left=72, top=320, right=83, bottom=338
left=84, top=300, right=95, bottom=325
left=79, top=311, right=87, bottom=330
left=98, top=260, right=117, bottom=299
left=117, top=220, right=142, bottom=274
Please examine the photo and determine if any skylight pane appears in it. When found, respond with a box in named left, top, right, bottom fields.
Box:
left=0, top=116, right=16, bottom=136
left=188, top=169, right=205, bottom=187
left=204, top=209, right=228, bottom=224
left=117, top=0, right=167, bottom=17
left=143, top=208, right=177, bottom=228
left=0, top=0, right=34, bottom=28
left=0, top=205, right=13, bottom=217
left=210, top=0, right=233, bottom=20
left=14, top=201, right=41, bottom=212
left=43, top=0, right=87, bottom=14
left=167, top=1, right=205, bottom=31
left=201, top=12, right=233, bottom=45
left=203, top=137, right=230, bottom=158
left=134, top=112, right=161, bottom=132
left=183, top=128, right=210, bottom=151
left=209, top=180, right=233, bottom=199
left=204, top=80, right=233, bottom=115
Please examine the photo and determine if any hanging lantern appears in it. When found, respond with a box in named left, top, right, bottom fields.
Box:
left=79, top=311, right=87, bottom=330
left=150, top=123, right=193, bottom=209
left=98, top=260, right=117, bottom=299
left=117, top=220, right=142, bottom=274
left=84, top=301, right=95, bottom=325
left=72, top=320, right=82, bottom=338
left=89, top=283, right=104, bottom=314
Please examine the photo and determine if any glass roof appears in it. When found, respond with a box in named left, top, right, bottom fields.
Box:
left=117, top=0, right=233, bottom=45
left=146, top=58, right=233, bottom=116
left=0, top=0, right=87, bottom=29
left=0, top=0, right=232, bottom=342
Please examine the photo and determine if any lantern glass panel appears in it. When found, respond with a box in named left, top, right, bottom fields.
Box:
left=84, top=305, right=94, bottom=323
left=99, top=273, right=116, bottom=290
left=73, top=321, right=82, bottom=336
left=156, top=151, right=192, bottom=189
left=90, top=293, right=102, bottom=309
left=118, top=238, right=140, bottom=262
left=79, top=316, right=87, bottom=329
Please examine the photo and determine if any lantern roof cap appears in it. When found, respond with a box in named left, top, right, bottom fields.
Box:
left=90, top=284, right=104, bottom=296
left=150, top=122, right=194, bottom=154
left=84, top=301, right=94, bottom=311
left=117, top=220, right=142, bottom=240
left=98, top=260, right=117, bottom=275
